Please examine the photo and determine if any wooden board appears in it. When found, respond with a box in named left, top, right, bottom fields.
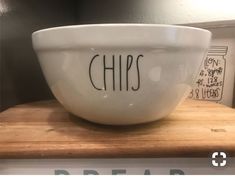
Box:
left=0, top=99, right=235, bottom=158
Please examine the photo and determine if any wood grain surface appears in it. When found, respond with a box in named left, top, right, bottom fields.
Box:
left=0, top=99, right=235, bottom=158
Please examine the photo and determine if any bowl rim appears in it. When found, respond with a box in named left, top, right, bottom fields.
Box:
left=32, top=23, right=211, bottom=50
left=32, top=23, right=211, bottom=35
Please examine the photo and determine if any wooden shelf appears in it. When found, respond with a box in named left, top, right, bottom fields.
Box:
left=0, top=99, right=235, bottom=158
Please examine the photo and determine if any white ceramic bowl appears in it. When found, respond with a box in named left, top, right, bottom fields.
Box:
left=32, top=24, right=211, bottom=125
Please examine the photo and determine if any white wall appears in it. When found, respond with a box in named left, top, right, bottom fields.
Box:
left=143, top=0, right=235, bottom=24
